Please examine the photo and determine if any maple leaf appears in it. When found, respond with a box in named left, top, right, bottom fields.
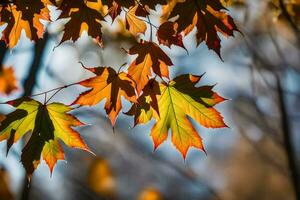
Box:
left=138, top=187, right=163, bottom=200
left=57, top=0, right=105, bottom=45
left=102, top=0, right=135, bottom=9
left=151, top=74, right=227, bottom=158
left=160, top=0, right=182, bottom=22
left=168, top=0, right=238, bottom=56
left=125, top=5, right=147, bottom=36
left=134, top=5, right=150, bottom=17
left=107, top=1, right=122, bottom=21
left=73, top=66, right=137, bottom=126
left=88, top=158, right=116, bottom=197
left=139, top=0, right=168, bottom=9
left=157, top=21, right=186, bottom=49
left=0, top=98, right=90, bottom=176
left=103, top=0, right=167, bottom=20
left=221, top=0, right=245, bottom=6
left=0, top=67, right=18, bottom=95
left=0, top=115, right=5, bottom=123
left=125, top=79, right=160, bottom=126
left=102, top=0, right=167, bottom=10
left=0, top=0, right=50, bottom=48
left=105, top=2, right=149, bottom=22
left=128, top=40, right=173, bottom=94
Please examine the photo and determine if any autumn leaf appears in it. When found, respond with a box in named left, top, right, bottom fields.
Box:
left=0, top=0, right=50, bottom=48
left=157, top=21, right=186, bottom=49
left=72, top=66, right=137, bottom=126
left=0, top=67, right=18, bottom=95
left=288, top=0, right=300, bottom=25
left=107, top=1, right=122, bottom=21
left=160, top=0, right=183, bottom=22
left=221, top=0, right=245, bottom=7
left=102, top=0, right=135, bottom=9
left=128, top=40, right=173, bottom=94
left=57, top=0, right=105, bottom=45
left=125, top=79, right=160, bottom=126
left=0, top=98, right=90, bottom=176
left=0, top=167, right=14, bottom=200
left=271, top=0, right=300, bottom=26
left=138, top=187, right=163, bottom=200
left=88, top=158, right=116, bottom=198
left=0, top=115, right=5, bottom=123
left=125, top=5, right=147, bottom=36
left=168, top=0, right=238, bottom=56
left=102, top=0, right=167, bottom=10
left=103, top=0, right=167, bottom=21
left=139, top=0, right=168, bottom=10
left=151, top=74, right=227, bottom=158
left=103, top=0, right=138, bottom=21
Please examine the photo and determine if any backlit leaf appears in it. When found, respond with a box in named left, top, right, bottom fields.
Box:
left=0, top=0, right=50, bottom=48
left=138, top=187, right=163, bottom=200
left=157, top=21, right=186, bottom=49
left=57, top=0, right=105, bottom=45
left=125, top=5, right=147, bottom=36
left=101, top=0, right=135, bottom=9
left=0, top=115, right=5, bottom=123
left=88, top=158, right=116, bottom=198
left=72, top=66, right=137, bottom=126
left=0, top=67, right=18, bottom=95
left=168, top=0, right=238, bottom=56
left=102, top=0, right=167, bottom=10
left=151, top=74, right=227, bottom=158
left=139, top=0, right=168, bottom=10
left=128, top=40, right=173, bottom=94
left=125, top=79, right=160, bottom=126
left=0, top=98, right=90, bottom=176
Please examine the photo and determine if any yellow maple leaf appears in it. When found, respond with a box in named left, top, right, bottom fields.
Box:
left=0, top=67, right=18, bottom=95
left=151, top=74, right=227, bottom=158
left=125, top=5, right=147, bottom=36
left=0, top=98, right=91, bottom=176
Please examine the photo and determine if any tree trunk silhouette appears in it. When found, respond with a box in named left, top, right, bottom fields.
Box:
left=20, top=32, right=50, bottom=200
left=0, top=41, right=7, bottom=70
left=276, top=75, right=300, bottom=200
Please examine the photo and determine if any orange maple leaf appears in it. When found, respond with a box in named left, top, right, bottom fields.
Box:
left=57, top=0, right=105, bottom=45
left=0, top=0, right=50, bottom=48
left=0, top=115, right=5, bottom=123
left=73, top=66, right=137, bottom=126
left=157, top=21, right=186, bottom=49
left=102, top=0, right=135, bottom=9
left=0, top=67, right=18, bottom=95
left=125, top=79, right=160, bottom=126
left=102, top=0, right=167, bottom=10
left=168, top=0, right=238, bottom=56
left=128, top=40, right=173, bottom=94
left=125, top=5, right=147, bottom=36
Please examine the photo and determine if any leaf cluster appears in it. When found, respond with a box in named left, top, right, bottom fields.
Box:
left=0, top=0, right=237, bottom=177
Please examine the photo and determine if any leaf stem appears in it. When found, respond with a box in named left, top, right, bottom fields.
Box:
left=117, top=62, right=127, bottom=74
left=0, top=82, right=80, bottom=105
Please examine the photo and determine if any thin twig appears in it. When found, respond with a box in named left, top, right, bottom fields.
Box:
left=276, top=74, right=300, bottom=199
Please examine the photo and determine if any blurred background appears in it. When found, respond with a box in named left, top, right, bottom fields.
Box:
left=0, top=0, right=300, bottom=199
